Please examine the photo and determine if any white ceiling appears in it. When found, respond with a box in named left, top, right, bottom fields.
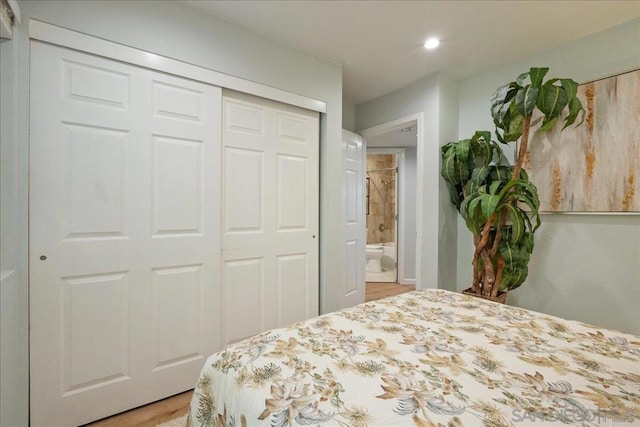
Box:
left=184, top=1, right=640, bottom=105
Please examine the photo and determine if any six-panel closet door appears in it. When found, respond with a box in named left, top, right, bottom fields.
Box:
left=30, top=41, right=320, bottom=426
left=29, top=42, right=221, bottom=426
left=221, top=90, right=319, bottom=346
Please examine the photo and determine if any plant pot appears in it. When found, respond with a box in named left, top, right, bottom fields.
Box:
left=462, top=287, right=507, bottom=304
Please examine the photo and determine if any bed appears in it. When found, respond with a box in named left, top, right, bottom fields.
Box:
left=187, top=289, right=640, bottom=426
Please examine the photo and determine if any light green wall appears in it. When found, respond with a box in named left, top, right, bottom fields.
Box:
left=436, top=74, right=459, bottom=291
left=356, top=74, right=439, bottom=131
left=457, top=18, right=640, bottom=334
left=342, top=101, right=355, bottom=132
left=403, top=147, right=418, bottom=281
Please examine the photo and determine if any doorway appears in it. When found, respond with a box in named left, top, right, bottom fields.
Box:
left=362, top=118, right=418, bottom=287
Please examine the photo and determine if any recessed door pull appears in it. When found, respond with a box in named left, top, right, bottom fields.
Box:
left=40, top=255, right=47, bottom=261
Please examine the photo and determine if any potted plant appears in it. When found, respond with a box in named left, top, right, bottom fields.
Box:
left=441, top=67, right=585, bottom=302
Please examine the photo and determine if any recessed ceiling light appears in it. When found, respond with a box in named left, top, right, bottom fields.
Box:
left=424, top=37, right=440, bottom=50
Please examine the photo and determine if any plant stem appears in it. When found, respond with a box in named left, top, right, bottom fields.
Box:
left=472, top=116, right=532, bottom=297
left=492, top=256, right=505, bottom=297
left=472, top=210, right=498, bottom=294
left=490, top=212, right=504, bottom=257
left=512, top=116, right=531, bottom=181
left=489, top=115, right=533, bottom=273
left=475, top=212, right=497, bottom=257
left=494, top=115, right=533, bottom=249
left=471, top=234, right=480, bottom=292
left=481, top=248, right=495, bottom=296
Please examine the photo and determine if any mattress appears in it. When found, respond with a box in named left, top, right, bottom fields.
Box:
left=188, top=289, right=640, bottom=426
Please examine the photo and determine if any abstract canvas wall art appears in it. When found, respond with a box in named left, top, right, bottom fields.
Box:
left=526, top=69, right=639, bottom=212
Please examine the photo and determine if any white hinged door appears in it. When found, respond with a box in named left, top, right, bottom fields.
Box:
left=341, top=130, right=366, bottom=308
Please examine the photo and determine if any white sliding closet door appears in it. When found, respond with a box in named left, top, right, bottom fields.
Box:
left=29, top=42, right=221, bottom=426
left=221, top=90, right=319, bottom=346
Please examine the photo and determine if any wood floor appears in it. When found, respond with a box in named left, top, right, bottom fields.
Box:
left=87, top=282, right=415, bottom=426
left=84, top=391, right=192, bottom=427
left=365, top=281, right=415, bottom=302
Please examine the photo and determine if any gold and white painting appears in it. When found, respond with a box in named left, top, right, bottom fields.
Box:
left=526, top=69, right=639, bottom=212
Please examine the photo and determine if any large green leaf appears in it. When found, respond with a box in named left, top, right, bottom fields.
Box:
left=447, top=183, right=462, bottom=210
left=512, top=192, right=541, bottom=214
left=498, top=239, right=532, bottom=290
left=489, top=165, right=512, bottom=182
left=496, top=180, right=541, bottom=227
left=515, top=86, right=539, bottom=117
left=500, top=176, right=539, bottom=198
left=493, top=142, right=509, bottom=166
left=500, top=265, right=529, bottom=290
left=563, top=97, right=586, bottom=130
left=462, top=195, right=484, bottom=234
left=503, top=204, right=525, bottom=244
left=470, top=165, right=490, bottom=189
left=440, top=139, right=477, bottom=186
left=455, top=138, right=471, bottom=162
left=488, top=180, right=501, bottom=194
left=473, top=138, right=493, bottom=167
left=539, top=116, right=558, bottom=132
left=441, top=150, right=458, bottom=184
left=502, top=104, right=523, bottom=142
left=491, top=84, right=519, bottom=135
left=536, top=84, right=568, bottom=119
left=454, top=139, right=471, bottom=183
left=471, top=130, right=492, bottom=144
left=560, top=78, right=578, bottom=100
left=479, top=194, right=500, bottom=219
left=465, top=207, right=483, bottom=234
left=498, top=101, right=512, bottom=125
left=529, top=67, right=549, bottom=87
left=490, top=84, right=512, bottom=119
left=515, top=71, right=529, bottom=86
left=499, top=178, right=539, bottom=199
left=522, top=233, right=535, bottom=254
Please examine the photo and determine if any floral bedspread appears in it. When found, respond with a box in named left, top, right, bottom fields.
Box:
left=187, top=289, right=640, bottom=426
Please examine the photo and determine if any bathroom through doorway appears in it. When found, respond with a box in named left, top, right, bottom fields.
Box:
left=361, top=116, right=418, bottom=287
left=365, top=151, right=398, bottom=282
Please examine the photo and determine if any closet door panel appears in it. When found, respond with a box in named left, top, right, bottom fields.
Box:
left=30, top=42, right=221, bottom=426
left=221, top=91, right=319, bottom=346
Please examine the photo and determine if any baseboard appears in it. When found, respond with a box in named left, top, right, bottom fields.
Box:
left=399, top=278, right=416, bottom=285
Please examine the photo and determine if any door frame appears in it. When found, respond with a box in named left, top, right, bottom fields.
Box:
left=360, top=113, right=424, bottom=288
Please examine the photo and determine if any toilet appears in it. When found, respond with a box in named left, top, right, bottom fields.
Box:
left=365, top=244, right=384, bottom=273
